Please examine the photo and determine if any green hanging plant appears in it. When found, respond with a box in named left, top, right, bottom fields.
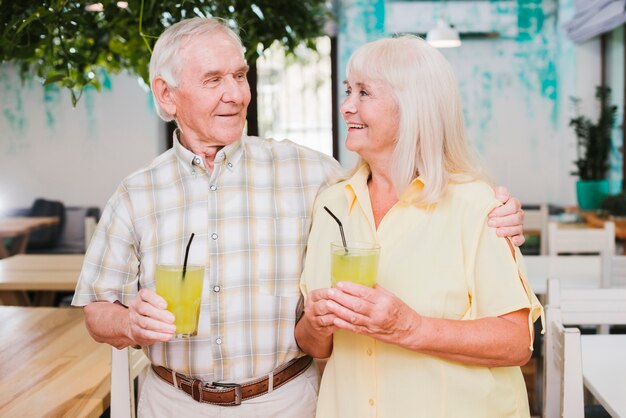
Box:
left=0, top=0, right=332, bottom=106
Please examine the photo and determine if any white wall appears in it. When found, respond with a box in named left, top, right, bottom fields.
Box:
left=336, top=0, right=605, bottom=207
left=1, top=0, right=614, bottom=211
left=0, top=67, right=162, bottom=212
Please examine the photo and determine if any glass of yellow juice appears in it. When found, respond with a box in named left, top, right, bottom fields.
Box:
left=155, top=264, right=205, bottom=338
left=330, top=242, right=380, bottom=287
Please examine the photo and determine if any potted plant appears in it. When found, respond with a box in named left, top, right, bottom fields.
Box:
left=601, top=192, right=626, bottom=217
left=598, top=192, right=626, bottom=237
left=570, top=85, right=617, bottom=210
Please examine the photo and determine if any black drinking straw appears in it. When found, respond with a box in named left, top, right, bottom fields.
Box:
left=323, top=206, right=348, bottom=253
left=182, top=233, right=195, bottom=280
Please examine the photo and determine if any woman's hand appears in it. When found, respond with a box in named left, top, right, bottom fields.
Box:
left=325, top=281, right=532, bottom=367
left=325, top=281, right=421, bottom=346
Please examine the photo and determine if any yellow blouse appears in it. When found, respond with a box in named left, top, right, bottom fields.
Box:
left=300, top=165, right=543, bottom=418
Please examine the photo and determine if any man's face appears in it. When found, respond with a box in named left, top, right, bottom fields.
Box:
left=170, top=31, right=251, bottom=146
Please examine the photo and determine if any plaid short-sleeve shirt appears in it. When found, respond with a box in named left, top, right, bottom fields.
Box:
left=72, top=134, right=342, bottom=382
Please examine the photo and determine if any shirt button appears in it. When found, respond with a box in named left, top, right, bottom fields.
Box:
left=210, top=184, right=217, bottom=191
left=193, top=156, right=201, bottom=165
left=369, top=398, right=375, bottom=406
left=213, top=285, right=221, bottom=292
left=227, top=162, right=233, bottom=168
left=211, top=233, right=218, bottom=240
left=366, top=348, right=372, bottom=356
left=216, top=338, right=222, bottom=345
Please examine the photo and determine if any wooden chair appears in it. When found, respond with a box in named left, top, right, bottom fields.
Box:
left=523, top=204, right=549, bottom=255
left=543, top=305, right=584, bottom=418
left=111, top=347, right=151, bottom=418
left=544, top=279, right=626, bottom=416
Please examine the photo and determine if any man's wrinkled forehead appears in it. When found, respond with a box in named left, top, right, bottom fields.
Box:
left=180, top=30, right=244, bottom=55
left=175, top=31, right=246, bottom=72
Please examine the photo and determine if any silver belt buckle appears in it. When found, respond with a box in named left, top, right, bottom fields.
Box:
left=211, top=382, right=242, bottom=405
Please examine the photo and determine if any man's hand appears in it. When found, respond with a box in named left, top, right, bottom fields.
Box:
left=489, top=186, right=525, bottom=246
left=294, top=288, right=337, bottom=359
left=83, top=293, right=176, bottom=350
left=303, top=288, right=340, bottom=337
left=127, top=288, right=176, bottom=346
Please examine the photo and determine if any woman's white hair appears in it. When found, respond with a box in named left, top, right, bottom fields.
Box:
left=346, top=35, right=485, bottom=204
left=149, top=17, right=245, bottom=121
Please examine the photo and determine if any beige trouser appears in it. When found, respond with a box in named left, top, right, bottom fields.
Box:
left=138, top=362, right=320, bottom=418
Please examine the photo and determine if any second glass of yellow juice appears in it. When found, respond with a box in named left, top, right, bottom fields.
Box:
left=330, top=242, right=380, bottom=287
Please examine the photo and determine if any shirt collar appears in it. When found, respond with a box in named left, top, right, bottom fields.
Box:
left=343, top=164, right=370, bottom=214
left=173, top=129, right=244, bottom=173
left=343, top=164, right=427, bottom=212
left=401, top=177, right=426, bottom=206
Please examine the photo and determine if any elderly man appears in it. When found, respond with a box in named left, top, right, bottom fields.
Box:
left=72, top=17, right=525, bottom=417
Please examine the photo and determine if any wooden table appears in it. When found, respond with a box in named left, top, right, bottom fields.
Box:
left=582, top=212, right=626, bottom=240
left=523, top=255, right=602, bottom=295
left=0, top=216, right=59, bottom=258
left=0, top=254, right=84, bottom=306
left=581, top=334, right=626, bottom=417
left=0, top=306, right=111, bottom=417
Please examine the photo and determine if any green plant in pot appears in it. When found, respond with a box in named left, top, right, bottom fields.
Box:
left=570, top=86, right=617, bottom=210
left=601, top=192, right=626, bottom=217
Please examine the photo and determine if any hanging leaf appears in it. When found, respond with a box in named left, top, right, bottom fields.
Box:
left=43, top=73, right=65, bottom=85
left=0, top=0, right=332, bottom=106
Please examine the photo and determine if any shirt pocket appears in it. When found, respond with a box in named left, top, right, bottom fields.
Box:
left=253, top=216, right=308, bottom=297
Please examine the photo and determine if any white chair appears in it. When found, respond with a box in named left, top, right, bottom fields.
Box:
left=546, top=278, right=626, bottom=325
left=543, top=305, right=584, bottom=418
left=523, top=204, right=549, bottom=255
left=604, top=255, right=626, bottom=288
left=548, top=221, right=615, bottom=290
left=111, top=347, right=151, bottom=418
left=523, top=255, right=602, bottom=295
left=543, top=279, right=626, bottom=417
left=547, top=221, right=615, bottom=257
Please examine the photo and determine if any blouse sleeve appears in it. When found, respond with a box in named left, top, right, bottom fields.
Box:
left=464, top=201, right=544, bottom=349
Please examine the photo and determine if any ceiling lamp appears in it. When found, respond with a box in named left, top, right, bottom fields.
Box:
left=426, top=20, right=461, bottom=48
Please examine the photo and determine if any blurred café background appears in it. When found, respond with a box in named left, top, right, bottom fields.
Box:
left=1, top=1, right=625, bottom=417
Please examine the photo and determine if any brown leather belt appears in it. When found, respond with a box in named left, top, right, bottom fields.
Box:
left=151, top=355, right=313, bottom=406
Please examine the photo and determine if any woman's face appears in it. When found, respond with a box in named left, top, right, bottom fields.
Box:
left=340, top=75, right=399, bottom=164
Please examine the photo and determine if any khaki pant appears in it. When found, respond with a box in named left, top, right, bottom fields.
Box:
left=138, top=363, right=320, bottom=418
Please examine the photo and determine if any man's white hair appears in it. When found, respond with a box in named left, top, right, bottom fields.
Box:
left=149, top=17, right=245, bottom=121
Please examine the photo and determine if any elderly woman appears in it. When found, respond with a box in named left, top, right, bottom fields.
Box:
left=295, top=36, right=542, bottom=418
